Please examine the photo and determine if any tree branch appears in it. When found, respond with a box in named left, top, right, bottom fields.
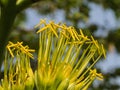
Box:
left=16, top=0, right=43, bottom=13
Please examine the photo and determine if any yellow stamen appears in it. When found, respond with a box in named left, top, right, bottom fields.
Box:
left=49, top=24, right=58, bottom=38
left=91, top=36, right=99, bottom=49
left=90, top=69, right=103, bottom=80
left=61, top=31, right=70, bottom=39
left=37, top=26, right=49, bottom=33
left=6, top=46, right=14, bottom=58
left=80, top=29, right=84, bottom=37
left=6, top=42, right=35, bottom=59
left=67, top=41, right=84, bottom=44
left=34, top=19, right=46, bottom=28
left=101, top=44, right=106, bottom=59
left=72, top=28, right=80, bottom=41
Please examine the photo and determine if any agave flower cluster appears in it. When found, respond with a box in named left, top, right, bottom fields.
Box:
left=0, top=20, right=105, bottom=90
left=0, top=42, right=35, bottom=90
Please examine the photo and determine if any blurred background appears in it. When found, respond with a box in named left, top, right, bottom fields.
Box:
left=8, top=0, right=120, bottom=89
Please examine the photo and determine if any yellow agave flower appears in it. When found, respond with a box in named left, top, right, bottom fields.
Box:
left=35, top=19, right=106, bottom=90
left=0, top=41, right=35, bottom=90
left=0, top=19, right=105, bottom=90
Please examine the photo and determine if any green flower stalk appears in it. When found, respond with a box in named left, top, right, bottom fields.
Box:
left=0, top=19, right=106, bottom=90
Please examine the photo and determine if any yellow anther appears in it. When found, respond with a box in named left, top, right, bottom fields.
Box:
left=72, top=29, right=80, bottom=41
left=67, top=41, right=84, bottom=45
left=28, top=49, right=35, bottom=52
left=6, top=41, right=35, bottom=59
left=35, top=19, right=46, bottom=28
left=66, top=27, right=75, bottom=40
left=61, top=31, right=70, bottom=39
left=49, top=24, right=58, bottom=38
left=91, top=36, right=99, bottom=49
left=101, top=44, right=106, bottom=59
left=90, top=69, right=103, bottom=80
left=80, top=29, right=84, bottom=37
left=37, top=26, right=49, bottom=33
left=7, top=46, right=14, bottom=58
left=85, top=41, right=93, bottom=44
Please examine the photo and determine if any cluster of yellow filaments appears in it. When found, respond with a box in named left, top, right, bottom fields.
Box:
left=6, top=41, right=35, bottom=59
left=0, top=42, right=35, bottom=90
left=0, top=19, right=106, bottom=90
left=34, top=19, right=106, bottom=90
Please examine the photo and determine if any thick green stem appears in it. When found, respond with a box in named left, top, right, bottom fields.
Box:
left=0, top=0, right=17, bottom=68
